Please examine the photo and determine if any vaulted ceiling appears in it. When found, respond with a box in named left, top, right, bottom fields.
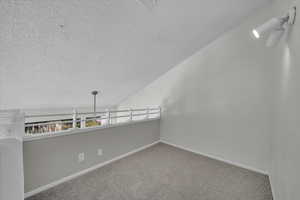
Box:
left=0, top=0, right=271, bottom=110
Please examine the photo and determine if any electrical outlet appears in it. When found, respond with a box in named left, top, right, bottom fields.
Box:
left=97, top=149, right=103, bottom=156
left=78, top=152, right=85, bottom=163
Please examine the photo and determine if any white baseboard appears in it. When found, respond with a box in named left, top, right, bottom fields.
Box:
left=25, top=139, right=268, bottom=198
left=160, top=140, right=268, bottom=175
left=24, top=140, right=160, bottom=198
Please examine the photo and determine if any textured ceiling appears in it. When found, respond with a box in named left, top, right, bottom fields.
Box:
left=0, top=0, right=271, bottom=110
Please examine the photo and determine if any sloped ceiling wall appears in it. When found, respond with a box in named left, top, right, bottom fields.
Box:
left=0, top=0, right=271, bottom=110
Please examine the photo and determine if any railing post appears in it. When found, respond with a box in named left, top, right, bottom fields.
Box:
left=129, top=108, right=133, bottom=121
left=106, top=109, right=110, bottom=125
left=159, top=106, right=161, bottom=118
left=80, top=116, right=86, bottom=128
left=72, top=109, right=77, bottom=129
left=146, top=107, right=149, bottom=119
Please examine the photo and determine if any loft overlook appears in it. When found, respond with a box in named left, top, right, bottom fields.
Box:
left=1, top=0, right=300, bottom=200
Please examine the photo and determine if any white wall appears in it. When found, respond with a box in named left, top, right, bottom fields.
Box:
left=24, top=119, right=160, bottom=193
left=119, top=1, right=300, bottom=199
left=269, top=1, right=300, bottom=200
left=0, top=110, right=25, bottom=200
left=119, top=3, right=277, bottom=174
left=0, top=139, right=24, bottom=200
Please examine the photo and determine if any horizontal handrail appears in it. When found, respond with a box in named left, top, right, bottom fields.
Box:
left=25, top=112, right=107, bottom=118
left=25, top=107, right=160, bottom=118
left=148, top=111, right=160, bottom=114
left=109, top=115, right=130, bottom=119
left=24, top=107, right=161, bottom=136
left=132, top=113, right=149, bottom=117
left=25, top=113, right=72, bottom=118
left=108, top=109, right=130, bottom=113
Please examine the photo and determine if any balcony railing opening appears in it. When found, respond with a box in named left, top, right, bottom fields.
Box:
left=24, top=107, right=161, bottom=137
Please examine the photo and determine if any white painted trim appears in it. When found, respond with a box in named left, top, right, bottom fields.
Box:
left=268, top=174, right=276, bottom=199
left=23, top=118, right=160, bottom=142
left=24, top=140, right=160, bottom=198
left=24, top=139, right=268, bottom=198
left=160, top=140, right=268, bottom=175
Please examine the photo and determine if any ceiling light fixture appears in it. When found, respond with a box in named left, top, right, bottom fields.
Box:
left=91, top=90, right=101, bottom=114
left=252, top=6, right=296, bottom=47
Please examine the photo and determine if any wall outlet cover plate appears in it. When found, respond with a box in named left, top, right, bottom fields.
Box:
left=78, top=153, right=85, bottom=162
left=97, top=149, right=103, bottom=156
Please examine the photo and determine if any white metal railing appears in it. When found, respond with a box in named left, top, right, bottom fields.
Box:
left=24, top=107, right=161, bottom=137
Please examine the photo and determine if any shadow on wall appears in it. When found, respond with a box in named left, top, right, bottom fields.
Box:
left=279, top=25, right=293, bottom=102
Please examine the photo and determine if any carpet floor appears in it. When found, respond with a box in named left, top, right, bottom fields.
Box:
left=26, top=143, right=273, bottom=200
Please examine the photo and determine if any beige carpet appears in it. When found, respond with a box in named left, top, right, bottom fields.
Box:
left=26, top=143, right=273, bottom=200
